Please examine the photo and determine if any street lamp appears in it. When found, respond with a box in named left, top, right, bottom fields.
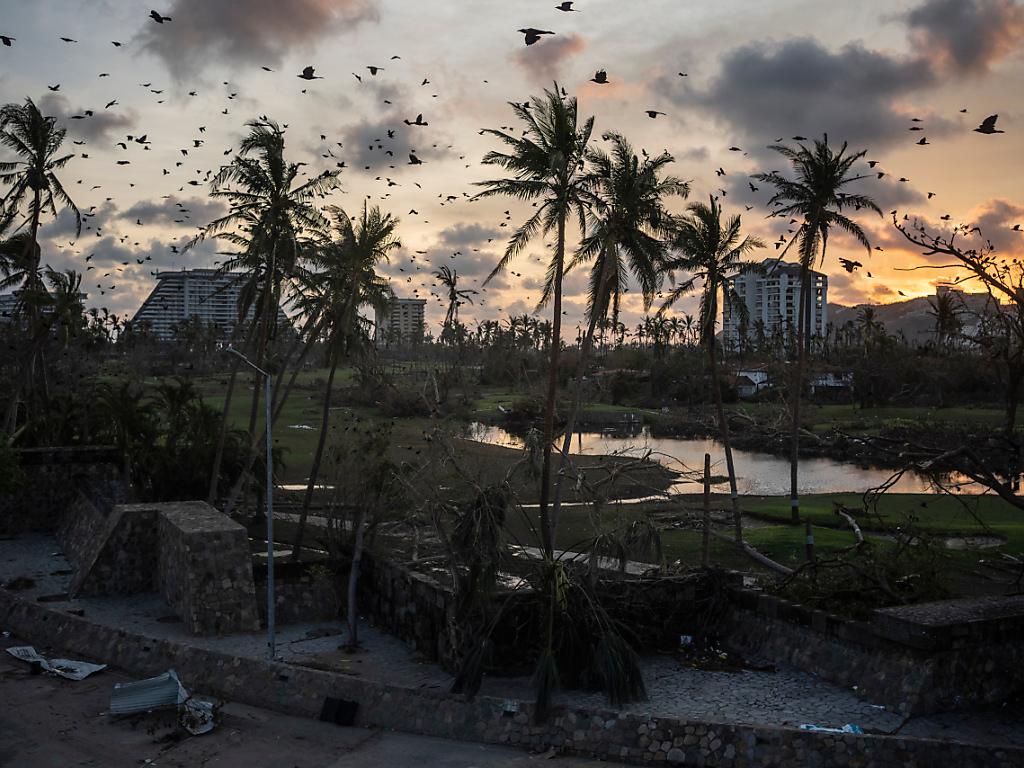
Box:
left=226, top=346, right=275, bottom=661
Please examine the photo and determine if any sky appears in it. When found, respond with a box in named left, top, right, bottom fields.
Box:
left=1, top=0, right=1023, bottom=336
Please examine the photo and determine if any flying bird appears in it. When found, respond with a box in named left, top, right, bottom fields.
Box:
left=409, top=153, right=423, bottom=165
left=974, top=115, right=1004, bottom=134
left=366, top=66, right=383, bottom=75
left=404, top=114, right=428, bottom=126
left=838, top=258, right=862, bottom=273
left=0, top=35, right=14, bottom=47
left=645, top=110, right=665, bottom=118
left=555, top=1, right=578, bottom=10
left=59, top=37, right=77, bottom=43
left=149, top=10, right=171, bottom=23
left=298, top=66, right=322, bottom=80
left=519, top=28, right=555, bottom=45
left=590, top=69, right=608, bottom=84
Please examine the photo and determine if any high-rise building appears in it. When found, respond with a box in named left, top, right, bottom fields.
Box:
left=722, top=259, right=827, bottom=345
left=375, top=297, right=426, bottom=346
left=131, top=269, right=282, bottom=341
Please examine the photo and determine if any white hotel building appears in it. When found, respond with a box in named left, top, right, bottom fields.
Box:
left=132, top=269, right=264, bottom=341
left=722, top=259, right=827, bottom=346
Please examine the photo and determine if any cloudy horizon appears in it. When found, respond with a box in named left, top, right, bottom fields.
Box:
left=1, top=0, right=1022, bottom=334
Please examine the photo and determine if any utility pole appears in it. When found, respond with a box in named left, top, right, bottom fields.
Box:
left=226, top=347, right=275, bottom=661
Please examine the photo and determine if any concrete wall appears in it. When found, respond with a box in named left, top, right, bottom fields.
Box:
left=1, top=588, right=1019, bottom=768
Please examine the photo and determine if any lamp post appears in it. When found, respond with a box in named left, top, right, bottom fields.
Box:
left=226, top=346, right=275, bottom=661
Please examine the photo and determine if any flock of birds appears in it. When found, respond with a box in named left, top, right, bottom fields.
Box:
left=0, top=5, right=1018, bottom=323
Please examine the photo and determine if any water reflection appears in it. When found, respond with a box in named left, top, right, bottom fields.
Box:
left=464, top=423, right=956, bottom=496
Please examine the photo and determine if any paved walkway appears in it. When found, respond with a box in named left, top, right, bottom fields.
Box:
left=3, top=533, right=1023, bottom=747
left=0, top=647, right=627, bottom=768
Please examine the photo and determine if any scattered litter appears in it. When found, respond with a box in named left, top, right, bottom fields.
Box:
left=799, top=723, right=864, bottom=734
left=288, top=424, right=316, bottom=430
left=6, top=645, right=107, bottom=680
left=110, top=669, right=218, bottom=735
left=319, top=696, right=358, bottom=726
left=179, top=698, right=217, bottom=736
left=110, top=669, right=188, bottom=715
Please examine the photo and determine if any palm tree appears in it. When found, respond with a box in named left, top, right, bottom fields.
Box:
left=753, top=136, right=880, bottom=522
left=660, top=196, right=763, bottom=540
left=552, top=133, right=687, bottom=522
left=190, top=117, right=338, bottom=505
left=291, top=203, right=399, bottom=561
left=0, top=98, right=80, bottom=435
left=435, top=264, right=477, bottom=344
left=928, top=290, right=963, bottom=350
left=474, top=83, right=594, bottom=557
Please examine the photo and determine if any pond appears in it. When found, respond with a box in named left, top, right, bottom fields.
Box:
left=464, top=422, right=958, bottom=496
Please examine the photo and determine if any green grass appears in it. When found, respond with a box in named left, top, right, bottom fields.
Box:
left=733, top=402, right=1018, bottom=435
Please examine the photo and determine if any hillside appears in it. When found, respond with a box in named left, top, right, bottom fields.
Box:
left=828, top=297, right=935, bottom=343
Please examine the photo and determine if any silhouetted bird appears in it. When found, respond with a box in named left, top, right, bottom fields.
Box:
left=0, top=35, right=14, bottom=47
left=555, top=1, right=578, bottom=10
left=974, top=115, right=1004, bottom=134
left=591, top=69, right=608, bottom=84
left=298, top=66, right=322, bottom=80
left=149, top=10, right=171, bottom=23
left=367, top=66, right=383, bottom=75
left=838, top=258, right=862, bottom=273
left=645, top=110, right=665, bottom=118
left=519, top=28, right=555, bottom=45
left=409, top=153, right=423, bottom=165
left=404, top=114, right=428, bottom=126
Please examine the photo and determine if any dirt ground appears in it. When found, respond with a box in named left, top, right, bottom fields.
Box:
left=0, top=642, right=627, bottom=768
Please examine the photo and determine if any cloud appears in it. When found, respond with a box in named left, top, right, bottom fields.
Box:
left=512, top=34, right=587, bottom=82
left=904, top=0, right=1024, bottom=75
left=136, top=0, right=379, bottom=79
left=38, top=94, right=138, bottom=144
left=665, top=38, right=938, bottom=155
left=438, top=222, right=501, bottom=249
left=121, top=196, right=227, bottom=227
left=969, top=198, right=1024, bottom=253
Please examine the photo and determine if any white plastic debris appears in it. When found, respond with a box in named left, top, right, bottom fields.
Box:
left=6, top=645, right=107, bottom=680
left=799, top=723, right=864, bottom=734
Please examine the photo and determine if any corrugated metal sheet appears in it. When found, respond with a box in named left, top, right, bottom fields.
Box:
left=109, top=669, right=187, bottom=715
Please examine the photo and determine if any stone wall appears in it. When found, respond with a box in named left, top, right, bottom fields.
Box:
left=57, top=499, right=259, bottom=636
left=724, top=588, right=1024, bottom=716
left=1, top=588, right=1020, bottom=768
left=255, top=568, right=341, bottom=625
left=154, top=501, right=260, bottom=636
left=0, top=446, right=123, bottom=535
left=60, top=501, right=159, bottom=598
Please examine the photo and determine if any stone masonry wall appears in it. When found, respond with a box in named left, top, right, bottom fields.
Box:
left=155, top=501, right=260, bottom=636
left=1, top=588, right=1020, bottom=768
left=724, top=588, right=1024, bottom=716
left=61, top=502, right=159, bottom=598
left=0, top=446, right=123, bottom=535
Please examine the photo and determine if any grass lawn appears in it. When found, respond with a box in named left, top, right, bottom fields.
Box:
left=733, top=402, right=1017, bottom=435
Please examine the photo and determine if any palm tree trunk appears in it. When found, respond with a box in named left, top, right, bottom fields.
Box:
left=708, top=335, right=742, bottom=540
left=292, top=346, right=339, bottom=562
left=537, top=213, right=566, bottom=558
left=551, top=252, right=610, bottom=533
left=790, top=273, right=809, bottom=523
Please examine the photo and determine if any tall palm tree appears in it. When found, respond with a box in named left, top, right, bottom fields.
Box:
left=435, top=264, right=477, bottom=344
left=0, top=98, right=80, bottom=435
left=474, top=83, right=594, bottom=557
left=753, top=136, right=880, bottom=522
left=660, top=196, right=763, bottom=540
left=291, top=203, right=399, bottom=561
left=189, top=117, right=338, bottom=504
left=552, top=132, right=687, bottom=524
